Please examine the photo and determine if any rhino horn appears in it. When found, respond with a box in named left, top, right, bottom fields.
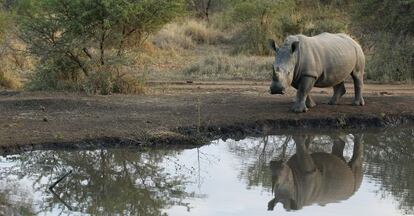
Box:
left=272, top=67, right=278, bottom=81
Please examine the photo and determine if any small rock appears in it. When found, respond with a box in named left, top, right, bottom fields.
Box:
left=43, top=117, right=48, bottom=122
left=380, top=91, right=392, bottom=96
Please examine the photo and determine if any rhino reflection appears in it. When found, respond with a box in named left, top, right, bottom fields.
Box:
left=268, top=134, right=364, bottom=211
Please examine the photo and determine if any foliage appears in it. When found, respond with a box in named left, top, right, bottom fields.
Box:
left=365, top=33, right=414, bottom=82
left=213, top=0, right=348, bottom=55
left=152, top=19, right=225, bottom=51
left=352, top=0, right=413, bottom=82
left=352, top=0, right=413, bottom=35
left=17, top=0, right=185, bottom=93
left=0, top=7, right=25, bottom=89
left=227, top=0, right=296, bottom=55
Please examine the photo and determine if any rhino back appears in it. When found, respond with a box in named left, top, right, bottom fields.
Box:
left=294, top=33, right=364, bottom=88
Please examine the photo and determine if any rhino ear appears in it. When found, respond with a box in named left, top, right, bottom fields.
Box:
left=291, top=40, right=299, bottom=53
left=268, top=39, right=279, bottom=52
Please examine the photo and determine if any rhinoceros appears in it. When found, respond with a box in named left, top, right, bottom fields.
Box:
left=268, top=33, right=365, bottom=112
left=267, top=134, right=364, bottom=211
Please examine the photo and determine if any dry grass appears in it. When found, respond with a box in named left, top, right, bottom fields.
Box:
left=83, top=71, right=147, bottom=95
left=0, top=39, right=33, bottom=89
left=0, top=70, right=21, bottom=89
left=183, top=19, right=226, bottom=44
left=183, top=53, right=273, bottom=81
left=152, top=19, right=226, bottom=50
left=152, top=22, right=195, bottom=50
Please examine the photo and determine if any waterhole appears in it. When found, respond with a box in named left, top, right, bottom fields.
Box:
left=1, top=128, right=413, bottom=216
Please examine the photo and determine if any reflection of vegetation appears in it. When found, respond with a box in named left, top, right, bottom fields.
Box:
left=227, top=136, right=295, bottom=190
left=364, top=128, right=414, bottom=215
left=0, top=186, right=34, bottom=216
left=2, top=148, right=194, bottom=215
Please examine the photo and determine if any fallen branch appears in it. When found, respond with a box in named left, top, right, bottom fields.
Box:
left=48, top=170, right=73, bottom=211
left=48, top=170, right=72, bottom=190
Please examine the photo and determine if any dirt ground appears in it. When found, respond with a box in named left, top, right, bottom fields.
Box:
left=1, top=81, right=413, bottom=154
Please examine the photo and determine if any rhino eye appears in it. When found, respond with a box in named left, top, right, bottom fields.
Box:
left=291, top=41, right=299, bottom=53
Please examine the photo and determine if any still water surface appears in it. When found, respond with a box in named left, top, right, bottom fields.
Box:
left=0, top=128, right=413, bottom=216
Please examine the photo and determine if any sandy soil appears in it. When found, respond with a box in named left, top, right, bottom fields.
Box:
left=1, top=82, right=413, bottom=153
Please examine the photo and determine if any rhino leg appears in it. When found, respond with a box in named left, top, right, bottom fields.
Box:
left=293, top=135, right=316, bottom=172
left=292, top=76, right=315, bottom=113
left=351, top=71, right=365, bottom=106
left=348, top=134, right=364, bottom=191
left=349, top=134, right=364, bottom=168
left=306, top=95, right=316, bottom=108
left=328, top=82, right=346, bottom=105
left=331, top=135, right=346, bottom=162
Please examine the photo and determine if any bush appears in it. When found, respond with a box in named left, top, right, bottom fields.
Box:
left=352, top=0, right=413, bottom=35
left=152, top=22, right=195, bottom=50
left=83, top=70, right=146, bottom=95
left=0, top=8, right=26, bottom=89
left=18, top=0, right=185, bottom=94
left=183, top=19, right=225, bottom=44
left=225, top=0, right=296, bottom=55
left=231, top=23, right=270, bottom=55
left=365, top=33, right=413, bottom=82
left=0, top=70, right=21, bottom=89
left=152, top=19, right=225, bottom=50
left=352, top=0, right=413, bottom=82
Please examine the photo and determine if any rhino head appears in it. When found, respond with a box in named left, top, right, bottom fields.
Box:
left=268, top=160, right=298, bottom=211
left=268, top=37, right=300, bottom=95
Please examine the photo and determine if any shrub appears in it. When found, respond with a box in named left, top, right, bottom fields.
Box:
left=365, top=33, right=413, bottom=82
left=215, top=0, right=349, bottom=55
left=152, top=19, right=225, bottom=50
left=225, top=0, right=295, bottom=55
left=0, top=8, right=25, bottom=89
left=0, top=70, right=21, bottom=89
left=152, top=22, right=195, bottom=50
left=183, top=19, right=225, bottom=44
left=352, top=0, right=413, bottom=82
left=18, top=0, right=185, bottom=94
left=83, top=70, right=146, bottom=95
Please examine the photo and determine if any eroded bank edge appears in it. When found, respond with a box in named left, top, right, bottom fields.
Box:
left=1, top=113, right=413, bottom=155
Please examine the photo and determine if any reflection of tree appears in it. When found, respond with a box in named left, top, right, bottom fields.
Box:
left=0, top=184, right=34, bottom=216
left=364, top=128, right=414, bottom=215
left=227, top=136, right=295, bottom=190
left=2, top=148, right=194, bottom=215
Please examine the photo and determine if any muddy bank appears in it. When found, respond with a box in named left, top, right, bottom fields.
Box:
left=1, top=82, right=414, bottom=154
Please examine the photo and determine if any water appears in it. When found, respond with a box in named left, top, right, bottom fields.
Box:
left=1, top=128, right=413, bottom=216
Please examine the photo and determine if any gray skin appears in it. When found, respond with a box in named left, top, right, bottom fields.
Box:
left=269, top=33, right=365, bottom=113
left=267, top=134, right=364, bottom=211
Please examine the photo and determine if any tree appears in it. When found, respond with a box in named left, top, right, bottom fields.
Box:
left=17, top=0, right=185, bottom=91
left=189, top=0, right=213, bottom=21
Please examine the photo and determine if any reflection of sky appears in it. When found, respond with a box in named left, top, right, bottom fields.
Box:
left=0, top=135, right=409, bottom=216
